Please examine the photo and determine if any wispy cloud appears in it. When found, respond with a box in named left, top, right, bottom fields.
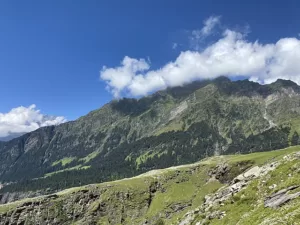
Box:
left=0, top=105, right=66, bottom=138
left=100, top=16, right=300, bottom=98
left=172, top=42, right=178, bottom=50
left=189, top=15, right=221, bottom=50
left=199, top=15, right=221, bottom=36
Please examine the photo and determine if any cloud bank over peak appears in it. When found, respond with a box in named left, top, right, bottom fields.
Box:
left=100, top=16, right=300, bottom=98
left=0, top=104, right=66, bottom=138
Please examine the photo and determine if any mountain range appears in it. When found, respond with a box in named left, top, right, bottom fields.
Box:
left=1, top=77, right=300, bottom=202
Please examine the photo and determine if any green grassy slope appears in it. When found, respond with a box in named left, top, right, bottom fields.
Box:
left=1, top=146, right=300, bottom=224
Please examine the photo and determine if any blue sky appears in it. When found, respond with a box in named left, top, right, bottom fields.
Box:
left=0, top=0, right=300, bottom=137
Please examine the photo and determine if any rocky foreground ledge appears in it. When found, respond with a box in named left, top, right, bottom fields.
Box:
left=179, top=150, right=300, bottom=225
left=1, top=146, right=300, bottom=225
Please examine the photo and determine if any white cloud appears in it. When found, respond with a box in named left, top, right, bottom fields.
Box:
left=100, top=56, right=150, bottom=98
left=0, top=104, right=66, bottom=138
left=100, top=17, right=300, bottom=98
left=189, top=16, right=221, bottom=50
left=200, top=15, right=221, bottom=36
left=172, top=43, right=178, bottom=50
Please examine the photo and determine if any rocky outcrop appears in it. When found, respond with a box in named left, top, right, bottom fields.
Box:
left=180, top=151, right=300, bottom=225
left=179, top=160, right=280, bottom=225
left=264, top=185, right=300, bottom=208
left=207, top=162, right=230, bottom=182
left=169, top=101, right=188, bottom=121
left=204, top=162, right=279, bottom=209
left=0, top=184, right=152, bottom=225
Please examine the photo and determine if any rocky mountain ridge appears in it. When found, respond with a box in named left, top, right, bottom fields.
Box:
left=1, top=77, right=300, bottom=199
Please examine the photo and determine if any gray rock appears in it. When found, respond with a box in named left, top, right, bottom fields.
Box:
left=264, top=185, right=300, bottom=208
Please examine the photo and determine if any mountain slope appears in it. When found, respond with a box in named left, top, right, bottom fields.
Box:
left=1, top=146, right=300, bottom=224
left=1, top=77, right=300, bottom=198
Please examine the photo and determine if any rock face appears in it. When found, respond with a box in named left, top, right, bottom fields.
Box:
left=264, top=185, right=300, bottom=208
left=199, top=163, right=278, bottom=223
left=207, top=162, right=230, bottom=182
left=204, top=162, right=279, bottom=209
left=178, top=151, right=300, bottom=225
left=0, top=183, right=156, bottom=225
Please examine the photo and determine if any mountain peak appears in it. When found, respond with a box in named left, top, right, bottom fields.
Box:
left=272, top=78, right=298, bottom=87
left=267, top=78, right=300, bottom=93
left=213, top=76, right=231, bottom=83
